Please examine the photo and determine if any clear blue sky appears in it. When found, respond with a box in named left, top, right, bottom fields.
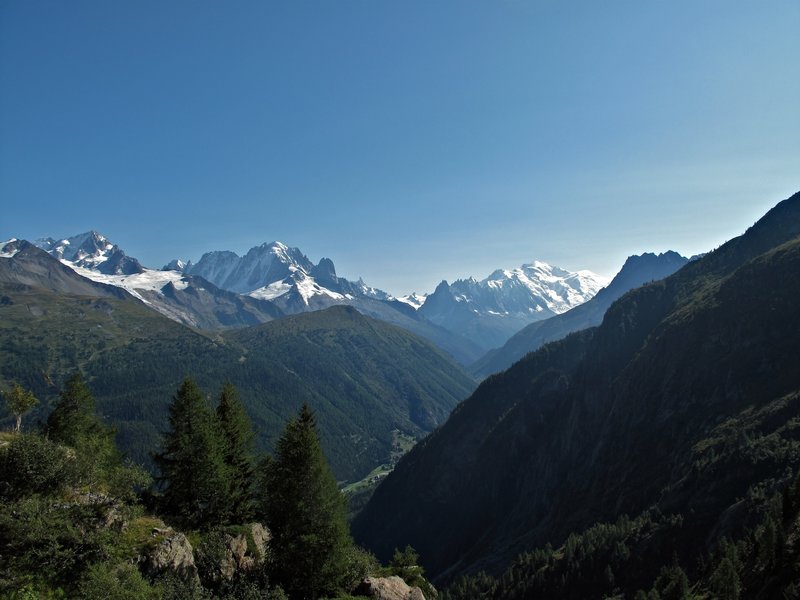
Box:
left=2, top=1, right=798, bottom=295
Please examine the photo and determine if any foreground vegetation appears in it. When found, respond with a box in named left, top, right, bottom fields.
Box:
left=0, top=376, right=433, bottom=599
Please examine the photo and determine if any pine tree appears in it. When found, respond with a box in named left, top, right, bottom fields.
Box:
left=3, top=382, right=38, bottom=432
left=155, top=378, right=231, bottom=527
left=46, top=372, right=103, bottom=446
left=263, top=404, right=352, bottom=599
left=215, top=382, right=256, bottom=522
left=709, top=556, right=741, bottom=600
left=45, top=373, right=145, bottom=494
left=653, top=563, right=689, bottom=600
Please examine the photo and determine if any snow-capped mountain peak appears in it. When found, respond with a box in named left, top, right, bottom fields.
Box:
left=162, top=258, right=190, bottom=272
left=187, top=241, right=315, bottom=294
left=397, top=292, right=428, bottom=309
left=417, top=259, right=609, bottom=349
left=34, top=231, right=143, bottom=275
left=185, top=240, right=395, bottom=312
left=0, top=239, right=23, bottom=259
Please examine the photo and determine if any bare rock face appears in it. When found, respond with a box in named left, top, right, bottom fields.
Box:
left=144, top=531, right=199, bottom=583
left=356, top=576, right=426, bottom=600
left=248, top=522, right=271, bottom=558
left=207, top=523, right=272, bottom=582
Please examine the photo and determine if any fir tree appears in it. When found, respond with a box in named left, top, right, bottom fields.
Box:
left=46, top=372, right=103, bottom=446
left=263, top=404, right=352, bottom=600
left=652, top=563, right=689, bottom=600
left=709, top=557, right=741, bottom=600
left=215, top=382, right=256, bottom=522
left=155, top=378, right=231, bottom=527
left=45, top=373, right=146, bottom=495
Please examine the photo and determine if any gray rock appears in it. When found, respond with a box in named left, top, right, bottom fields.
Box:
left=356, top=575, right=426, bottom=600
left=208, top=523, right=272, bottom=582
left=248, top=522, right=271, bottom=559
left=143, top=531, right=198, bottom=583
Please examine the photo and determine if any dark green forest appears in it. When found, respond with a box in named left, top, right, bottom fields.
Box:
left=0, top=376, right=432, bottom=599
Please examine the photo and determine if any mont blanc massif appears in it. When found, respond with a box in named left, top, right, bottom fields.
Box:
left=2, top=191, right=800, bottom=599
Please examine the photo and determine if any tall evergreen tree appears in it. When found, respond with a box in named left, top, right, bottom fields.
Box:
left=155, top=378, right=230, bottom=527
left=46, top=372, right=104, bottom=446
left=216, top=382, right=256, bottom=522
left=263, top=404, right=352, bottom=600
left=45, top=373, right=144, bottom=494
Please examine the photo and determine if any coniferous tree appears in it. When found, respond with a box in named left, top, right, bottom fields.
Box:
left=155, top=378, right=230, bottom=527
left=46, top=372, right=103, bottom=446
left=263, top=404, right=352, bottom=599
left=709, top=556, right=741, bottom=600
left=215, top=382, right=256, bottom=522
left=44, top=372, right=137, bottom=492
left=46, top=371, right=120, bottom=491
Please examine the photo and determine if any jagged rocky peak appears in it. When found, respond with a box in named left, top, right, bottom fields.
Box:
left=397, top=292, right=428, bottom=310
left=619, top=250, right=686, bottom=270
left=33, top=230, right=143, bottom=275
left=433, top=280, right=451, bottom=293
left=162, top=258, right=191, bottom=272
left=311, top=257, right=338, bottom=286
left=601, top=251, right=689, bottom=297
left=0, top=238, right=25, bottom=258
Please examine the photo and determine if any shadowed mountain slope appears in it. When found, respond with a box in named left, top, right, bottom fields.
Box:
left=471, top=250, right=688, bottom=378
left=353, top=191, right=800, bottom=584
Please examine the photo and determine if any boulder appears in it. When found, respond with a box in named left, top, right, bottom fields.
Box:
left=356, top=576, right=426, bottom=600
left=143, top=531, right=198, bottom=583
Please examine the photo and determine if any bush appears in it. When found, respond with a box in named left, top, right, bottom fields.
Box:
left=340, top=546, right=379, bottom=592
left=77, top=562, right=159, bottom=600
left=0, top=434, right=75, bottom=499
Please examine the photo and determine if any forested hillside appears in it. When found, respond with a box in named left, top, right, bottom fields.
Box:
left=353, top=191, right=800, bottom=597
left=0, top=376, right=435, bottom=599
left=0, top=245, right=475, bottom=482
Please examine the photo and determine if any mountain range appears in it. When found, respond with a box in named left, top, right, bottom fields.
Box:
left=471, top=250, right=690, bottom=377
left=353, top=191, right=800, bottom=595
left=29, top=232, right=614, bottom=363
left=418, top=262, right=608, bottom=351
left=0, top=241, right=475, bottom=482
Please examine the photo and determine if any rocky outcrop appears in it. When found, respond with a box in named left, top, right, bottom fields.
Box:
left=356, top=576, right=426, bottom=600
left=143, top=530, right=198, bottom=583
left=219, top=524, right=270, bottom=579
left=247, top=522, right=271, bottom=558
left=195, top=523, right=272, bottom=585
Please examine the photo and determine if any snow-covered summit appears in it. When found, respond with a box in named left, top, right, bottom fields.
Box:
left=34, top=231, right=143, bottom=275
left=32, top=230, right=195, bottom=302
left=0, top=239, right=22, bottom=259
left=417, top=259, right=609, bottom=350
left=397, top=292, right=428, bottom=310
left=186, top=241, right=393, bottom=310
left=162, top=258, right=190, bottom=272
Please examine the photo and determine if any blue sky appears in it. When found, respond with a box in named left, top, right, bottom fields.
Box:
left=1, top=1, right=798, bottom=295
